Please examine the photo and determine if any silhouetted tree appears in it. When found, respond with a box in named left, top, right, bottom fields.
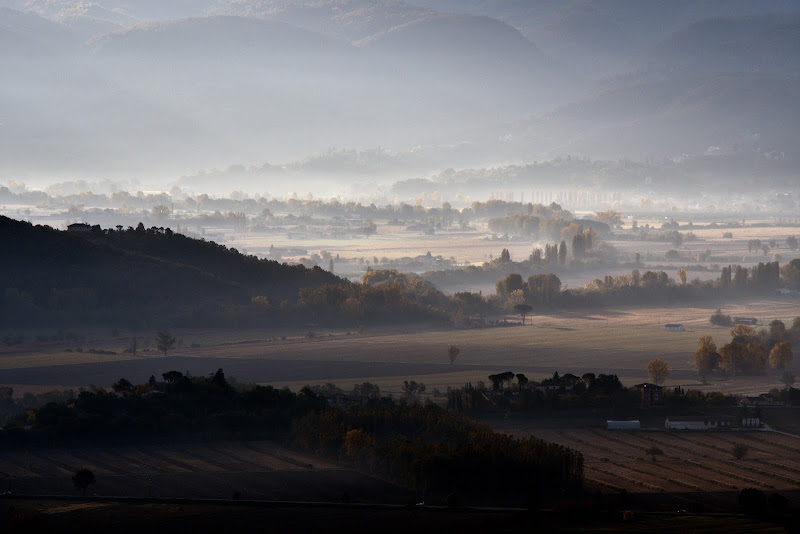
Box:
left=514, top=303, right=533, bottom=324
left=162, top=370, right=183, bottom=383
left=448, top=345, right=460, bottom=365
left=72, top=468, right=95, bottom=495
left=211, top=368, right=227, bottom=388
left=112, top=378, right=134, bottom=394
left=155, top=330, right=176, bottom=356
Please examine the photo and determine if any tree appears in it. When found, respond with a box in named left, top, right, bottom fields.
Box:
left=402, top=380, right=426, bottom=402
left=155, top=330, right=176, bottom=356
left=645, top=446, right=664, bottom=463
left=646, top=358, right=669, bottom=385
left=162, top=370, right=183, bottom=383
left=694, top=336, right=719, bottom=382
left=769, top=342, right=793, bottom=370
left=211, top=368, right=227, bottom=388
left=768, top=320, right=787, bottom=340
left=516, top=373, right=529, bottom=390
left=128, top=337, right=137, bottom=355
left=719, top=342, right=746, bottom=373
left=732, top=443, right=749, bottom=460
left=677, top=267, right=687, bottom=285
left=514, top=303, right=533, bottom=325
left=112, top=378, right=134, bottom=394
left=710, top=309, right=732, bottom=326
left=72, top=468, right=95, bottom=495
left=787, top=236, right=798, bottom=251
left=730, top=324, right=757, bottom=343
left=595, top=210, right=622, bottom=227
left=499, top=248, right=511, bottom=262
left=558, top=240, right=567, bottom=266
left=448, top=345, right=460, bottom=365
left=151, top=204, right=171, bottom=220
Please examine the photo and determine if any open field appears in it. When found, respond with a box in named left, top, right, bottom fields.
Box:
left=0, top=441, right=403, bottom=503
left=1, top=298, right=797, bottom=397
left=494, top=424, right=800, bottom=498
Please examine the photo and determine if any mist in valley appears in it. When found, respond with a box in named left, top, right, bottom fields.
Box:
left=1, top=2, right=800, bottom=528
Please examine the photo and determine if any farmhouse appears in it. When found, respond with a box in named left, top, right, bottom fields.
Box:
left=733, top=317, right=758, bottom=325
left=665, top=416, right=733, bottom=430
left=634, top=383, right=663, bottom=407
left=664, top=323, right=684, bottom=331
left=67, top=222, right=91, bottom=233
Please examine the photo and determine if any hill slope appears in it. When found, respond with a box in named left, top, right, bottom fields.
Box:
left=0, top=216, right=340, bottom=328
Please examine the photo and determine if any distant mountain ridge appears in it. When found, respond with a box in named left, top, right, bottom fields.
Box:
left=0, top=0, right=798, bottom=184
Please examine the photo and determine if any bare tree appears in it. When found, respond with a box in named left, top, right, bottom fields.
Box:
left=155, top=330, right=176, bottom=356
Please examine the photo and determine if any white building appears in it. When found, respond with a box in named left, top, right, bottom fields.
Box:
left=665, top=416, right=732, bottom=430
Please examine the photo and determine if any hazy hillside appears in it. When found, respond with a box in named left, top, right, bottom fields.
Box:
left=413, top=0, right=800, bottom=78
left=0, top=0, right=798, bottom=187
left=0, top=216, right=340, bottom=328
left=503, top=12, right=800, bottom=163
left=0, top=7, right=80, bottom=55
left=642, top=13, right=800, bottom=75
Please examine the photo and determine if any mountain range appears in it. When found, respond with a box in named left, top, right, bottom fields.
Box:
left=0, top=0, right=798, bottom=191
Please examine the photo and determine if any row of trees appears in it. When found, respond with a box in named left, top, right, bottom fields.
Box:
left=491, top=258, right=800, bottom=315
left=694, top=324, right=795, bottom=381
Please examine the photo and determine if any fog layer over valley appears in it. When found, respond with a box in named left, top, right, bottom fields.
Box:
left=0, top=0, right=798, bottom=189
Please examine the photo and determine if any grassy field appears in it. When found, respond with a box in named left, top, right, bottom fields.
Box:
left=1, top=298, right=797, bottom=397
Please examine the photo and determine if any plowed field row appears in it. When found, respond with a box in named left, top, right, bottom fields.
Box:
left=516, top=428, right=800, bottom=493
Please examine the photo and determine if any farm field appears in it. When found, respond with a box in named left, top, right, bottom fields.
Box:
left=497, top=425, right=800, bottom=502
left=0, top=441, right=404, bottom=503
left=1, top=298, right=797, bottom=397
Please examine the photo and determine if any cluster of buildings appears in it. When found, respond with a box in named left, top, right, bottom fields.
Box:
left=610, top=382, right=778, bottom=431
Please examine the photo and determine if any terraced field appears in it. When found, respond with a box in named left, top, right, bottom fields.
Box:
left=504, top=427, right=800, bottom=495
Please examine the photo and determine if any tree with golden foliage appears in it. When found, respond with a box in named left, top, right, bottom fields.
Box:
left=769, top=342, right=793, bottom=370
left=730, top=324, right=757, bottom=342
left=647, top=358, right=670, bottom=385
left=694, top=335, right=718, bottom=382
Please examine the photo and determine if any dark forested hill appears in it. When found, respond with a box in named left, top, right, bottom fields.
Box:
left=0, top=217, right=340, bottom=328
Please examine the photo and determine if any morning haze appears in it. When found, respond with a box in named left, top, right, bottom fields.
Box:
left=1, top=1, right=799, bottom=532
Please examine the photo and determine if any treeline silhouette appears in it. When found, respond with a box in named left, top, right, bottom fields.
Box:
left=0, top=370, right=583, bottom=498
